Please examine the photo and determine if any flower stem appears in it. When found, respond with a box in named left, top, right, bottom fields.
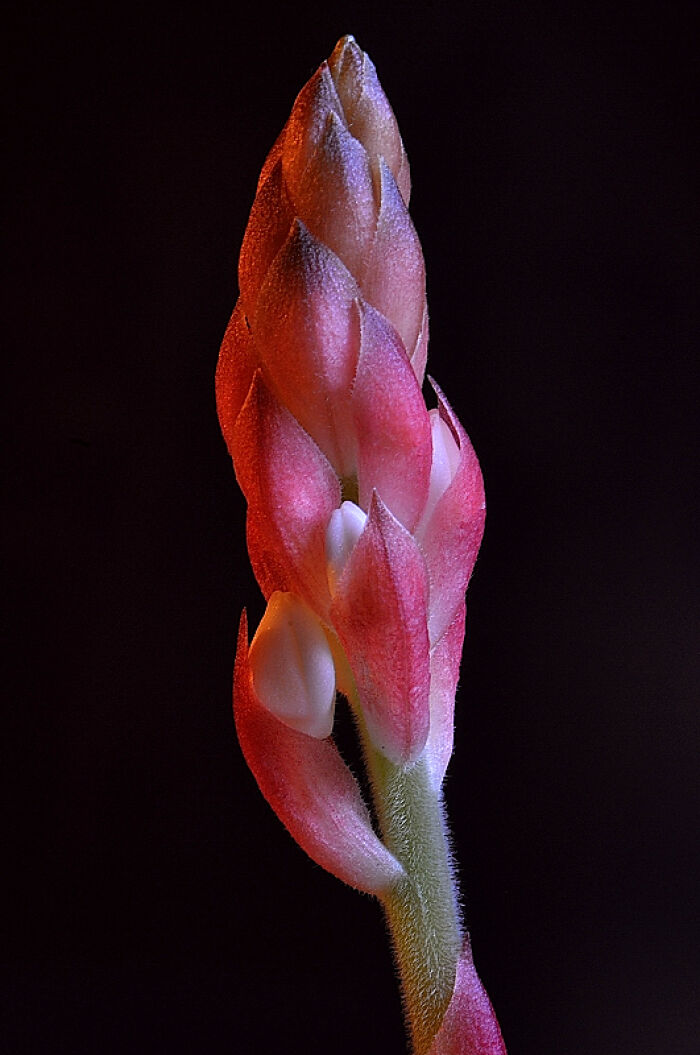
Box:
left=351, top=697, right=462, bottom=1054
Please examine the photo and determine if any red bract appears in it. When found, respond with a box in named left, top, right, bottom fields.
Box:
left=351, top=302, right=431, bottom=530
left=234, top=613, right=404, bottom=895
left=428, top=944, right=508, bottom=1055
left=420, top=380, right=486, bottom=646
left=233, top=372, right=339, bottom=617
left=330, top=492, right=431, bottom=764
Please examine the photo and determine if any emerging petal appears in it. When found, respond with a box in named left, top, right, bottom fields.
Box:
left=249, top=592, right=336, bottom=739
left=420, top=408, right=462, bottom=533
left=326, top=500, right=368, bottom=594
left=420, top=379, right=486, bottom=646
left=331, top=492, right=431, bottom=763
left=235, top=612, right=405, bottom=895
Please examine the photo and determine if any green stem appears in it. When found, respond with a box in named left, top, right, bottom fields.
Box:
left=351, top=697, right=462, bottom=1054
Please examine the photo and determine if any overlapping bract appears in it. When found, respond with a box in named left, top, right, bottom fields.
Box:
left=217, top=33, right=484, bottom=880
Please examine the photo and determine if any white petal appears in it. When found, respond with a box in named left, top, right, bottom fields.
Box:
left=416, top=410, right=461, bottom=539
left=249, top=592, right=336, bottom=739
left=325, top=501, right=368, bottom=593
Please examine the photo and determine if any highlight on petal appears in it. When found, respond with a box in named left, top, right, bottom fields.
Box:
left=331, top=492, right=430, bottom=764
left=326, top=500, right=368, bottom=594
left=233, top=372, right=340, bottom=614
left=235, top=612, right=405, bottom=895
left=249, top=592, right=336, bottom=739
left=418, top=407, right=462, bottom=535
left=420, top=379, right=486, bottom=646
left=428, top=942, right=507, bottom=1055
left=351, top=301, right=431, bottom=531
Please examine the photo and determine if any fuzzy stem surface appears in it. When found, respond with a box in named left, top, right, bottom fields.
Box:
left=351, top=692, right=462, bottom=1054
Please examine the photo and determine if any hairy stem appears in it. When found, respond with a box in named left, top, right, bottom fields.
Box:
left=350, top=694, right=462, bottom=1054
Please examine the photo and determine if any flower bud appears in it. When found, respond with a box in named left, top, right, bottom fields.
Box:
left=326, top=500, right=368, bottom=592
left=248, top=592, right=336, bottom=739
left=219, top=38, right=501, bottom=1050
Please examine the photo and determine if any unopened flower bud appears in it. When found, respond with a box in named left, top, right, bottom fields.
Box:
left=326, top=500, right=368, bottom=592
left=249, top=592, right=336, bottom=739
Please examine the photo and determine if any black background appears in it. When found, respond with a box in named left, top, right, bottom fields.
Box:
left=5, top=2, right=698, bottom=1052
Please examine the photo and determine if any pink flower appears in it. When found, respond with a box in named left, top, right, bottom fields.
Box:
left=217, top=34, right=505, bottom=1055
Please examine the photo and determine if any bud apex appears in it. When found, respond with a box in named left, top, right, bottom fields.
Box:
left=326, top=500, right=368, bottom=592
left=249, top=592, right=336, bottom=739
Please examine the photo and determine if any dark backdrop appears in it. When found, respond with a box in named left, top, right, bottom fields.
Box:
left=5, top=2, right=697, bottom=1052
